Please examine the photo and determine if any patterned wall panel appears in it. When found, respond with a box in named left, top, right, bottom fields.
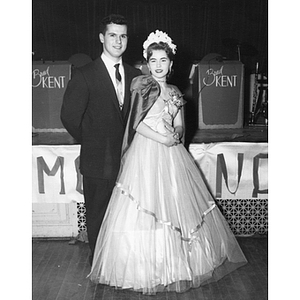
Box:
left=77, top=202, right=87, bottom=232
left=216, top=199, right=268, bottom=235
left=76, top=199, right=268, bottom=237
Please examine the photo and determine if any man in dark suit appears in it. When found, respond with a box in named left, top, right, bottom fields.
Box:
left=61, top=14, right=141, bottom=263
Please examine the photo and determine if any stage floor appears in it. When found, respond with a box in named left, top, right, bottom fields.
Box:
left=32, top=236, right=267, bottom=300
left=32, top=125, right=268, bottom=146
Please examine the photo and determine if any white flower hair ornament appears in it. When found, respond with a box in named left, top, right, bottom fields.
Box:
left=143, top=30, right=177, bottom=60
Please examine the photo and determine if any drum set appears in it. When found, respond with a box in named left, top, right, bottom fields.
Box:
left=222, top=38, right=268, bottom=126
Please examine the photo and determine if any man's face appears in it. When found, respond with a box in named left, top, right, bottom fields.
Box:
left=99, top=23, right=128, bottom=62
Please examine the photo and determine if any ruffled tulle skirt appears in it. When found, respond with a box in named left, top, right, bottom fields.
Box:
left=88, top=133, right=247, bottom=295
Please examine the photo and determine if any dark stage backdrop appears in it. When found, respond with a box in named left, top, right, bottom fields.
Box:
left=32, top=0, right=267, bottom=92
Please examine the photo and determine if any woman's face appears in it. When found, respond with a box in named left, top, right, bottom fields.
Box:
left=147, top=50, right=173, bottom=80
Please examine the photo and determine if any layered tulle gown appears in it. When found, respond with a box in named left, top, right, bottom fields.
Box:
left=88, top=76, right=247, bottom=295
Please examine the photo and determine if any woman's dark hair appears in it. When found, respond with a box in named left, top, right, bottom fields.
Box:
left=100, top=14, right=128, bottom=35
left=146, top=42, right=174, bottom=62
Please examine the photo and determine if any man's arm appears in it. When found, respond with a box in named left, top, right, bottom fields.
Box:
left=60, top=69, right=89, bottom=143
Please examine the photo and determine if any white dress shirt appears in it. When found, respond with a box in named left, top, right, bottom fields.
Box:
left=101, top=53, right=125, bottom=106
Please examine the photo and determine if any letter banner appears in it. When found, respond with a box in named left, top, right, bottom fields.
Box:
left=188, top=142, right=268, bottom=199
left=33, top=143, right=268, bottom=203
left=32, top=145, right=84, bottom=203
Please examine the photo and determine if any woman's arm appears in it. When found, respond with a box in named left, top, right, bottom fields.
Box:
left=164, top=107, right=184, bottom=140
left=173, top=108, right=184, bottom=140
left=136, top=121, right=179, bottom=147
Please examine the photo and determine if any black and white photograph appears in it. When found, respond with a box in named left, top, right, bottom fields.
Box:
left=3, top=0, right=297, bottom=299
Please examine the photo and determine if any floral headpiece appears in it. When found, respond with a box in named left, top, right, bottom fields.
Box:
left=143, top=30, right=177, bottom=60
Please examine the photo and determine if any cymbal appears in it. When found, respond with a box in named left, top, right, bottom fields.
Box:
left=222, top=38, right=258, bottom=56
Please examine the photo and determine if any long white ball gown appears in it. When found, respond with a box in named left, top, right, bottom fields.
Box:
left=88, top=76, right=247, bottom=295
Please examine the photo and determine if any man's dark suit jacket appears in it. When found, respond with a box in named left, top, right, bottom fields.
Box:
left=61, top=57, right=141, bottom=179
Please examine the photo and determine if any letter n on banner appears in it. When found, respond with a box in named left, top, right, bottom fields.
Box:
left=216, top=153, right=244, bottom=198
left=37, top=156, right=65, bottom=194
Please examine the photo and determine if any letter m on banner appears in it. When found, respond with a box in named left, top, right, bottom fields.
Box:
left=216, top=153, right=244, bottom=198
left=37, top=156, right=65, bottom=194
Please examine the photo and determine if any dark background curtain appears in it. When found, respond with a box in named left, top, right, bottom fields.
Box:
left=32, top=0, right=267, bottom=92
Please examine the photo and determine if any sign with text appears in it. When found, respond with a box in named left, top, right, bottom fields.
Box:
left=32, top=62, right=71, bottom=132
left=193, top=61, right=244, bottom=129
left=189, top=142, right=268, bottom=199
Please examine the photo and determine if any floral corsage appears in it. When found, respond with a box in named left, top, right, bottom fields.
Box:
left=165, top=90, right=186, bottom=109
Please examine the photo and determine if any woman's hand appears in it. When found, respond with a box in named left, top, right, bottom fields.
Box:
left=163, top=131, right=180, bottom=147
left=136, top=121, right=181, bottom=147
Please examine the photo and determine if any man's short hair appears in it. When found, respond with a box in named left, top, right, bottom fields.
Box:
left=100, top=14, right=128, bottom=35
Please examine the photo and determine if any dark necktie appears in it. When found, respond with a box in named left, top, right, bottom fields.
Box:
left=114, top=63, right=122, bottom=82
left=114, top=63, right=123, bottom=109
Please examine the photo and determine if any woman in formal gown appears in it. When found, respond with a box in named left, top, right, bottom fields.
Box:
left=88, top=30, right=247, bottom=295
